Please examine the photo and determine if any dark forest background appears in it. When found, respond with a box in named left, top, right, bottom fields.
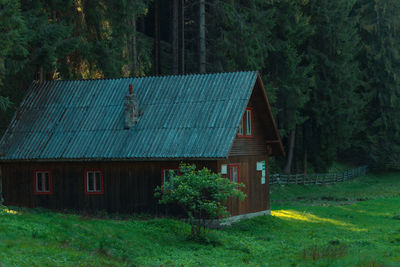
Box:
left=1, top=0, right=399, bottom=172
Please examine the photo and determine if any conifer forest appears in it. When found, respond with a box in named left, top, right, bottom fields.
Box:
left=1, top=0, right=399, bottom=172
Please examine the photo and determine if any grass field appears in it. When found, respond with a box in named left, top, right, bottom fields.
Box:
left=1, top=172, right=400, bottom=266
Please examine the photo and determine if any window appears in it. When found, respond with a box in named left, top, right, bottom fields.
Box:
left=228, top=164, right=240, bottom=184
left=237, top=107, right=253, bottom=137
left=34, top=170, right=52, bottom=195
left=85, top=169, right=103, bottom=195
left=161, top=167, right=179, bottom=187
left=237, top=120, right=244, bottom=135
left=245, top=109, right=252, bottom=136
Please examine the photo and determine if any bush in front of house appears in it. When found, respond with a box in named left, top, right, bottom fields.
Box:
left=154, top=163, right=246, bottom=238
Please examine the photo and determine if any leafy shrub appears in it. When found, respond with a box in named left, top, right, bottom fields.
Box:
left=154, top=163, right=246, bottom=238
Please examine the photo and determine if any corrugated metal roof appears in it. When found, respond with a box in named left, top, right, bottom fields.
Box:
left=0, top=71, right=259, bottom=161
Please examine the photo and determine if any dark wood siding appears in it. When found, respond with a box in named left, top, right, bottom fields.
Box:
left=1, top=160, right=217, bottom=214
left=229, top=81, right=271, bottom=156
left=1, top=156, right=270, bottom=216
left=217, top=155, right=270, bottom=216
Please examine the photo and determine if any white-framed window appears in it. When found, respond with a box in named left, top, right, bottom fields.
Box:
left=85, top=170, right=103, bottom=194
left=34, top=170, right=52, bottom=194
left=245, top=109, right=252, bottom=136
left=237, top=107, right=253, bottom=137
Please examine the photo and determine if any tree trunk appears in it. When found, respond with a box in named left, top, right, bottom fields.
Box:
left=52, top=10, right=57, bottom=22
left=303, top=147, right=307, bottom=175
left=303, top=125, right=308, bottom=175
left=139, top=16, right=145, bottom=33
left=153, top=0, right=161, bottom=75
left=131, top=14, right=138, bottom=76
left=284, top=128, right=296, bottom=174
left=0, top=166, right=2, bottom=205
left=39, top=67, right=44, bottom=83
left=199, top=0, right=206, bottom=73
left=172, top=0, right=179, bottom=74
left=179, top=0, right=185, bottom=74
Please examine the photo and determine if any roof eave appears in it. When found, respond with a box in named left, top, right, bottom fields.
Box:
left=0, top=156, right=227, bottom=163
left=256, top=73, right=285, bottom=157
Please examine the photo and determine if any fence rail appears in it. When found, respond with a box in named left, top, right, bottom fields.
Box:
left=270, top=165, right=368, bottom=185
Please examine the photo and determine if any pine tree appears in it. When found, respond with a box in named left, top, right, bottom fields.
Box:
left=21, top=0, right=78, bottom=80
left=0, top=0, right=26, bottom=110
left=199, top=0, right=206, bottom=73
left=264, top=0, right=314, bottom=173
left=356, top=0, right=400, bottom=168
left=301, top=0, right=364, bottom=170
left=209, top=0, right=314, bottom=172
left=208, top=0, right=275, bottom=72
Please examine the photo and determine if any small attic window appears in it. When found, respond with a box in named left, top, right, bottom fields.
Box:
left=237, top=107, right=253, bottom=138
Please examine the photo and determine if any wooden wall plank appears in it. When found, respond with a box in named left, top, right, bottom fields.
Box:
left=1, top=160, right=220, bottom=214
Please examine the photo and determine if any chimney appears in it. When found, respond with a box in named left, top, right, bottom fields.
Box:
left=124, top=84, right=140, bottom=129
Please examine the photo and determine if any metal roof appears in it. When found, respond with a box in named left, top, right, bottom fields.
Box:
left=0, top=71, right=266, bottom=161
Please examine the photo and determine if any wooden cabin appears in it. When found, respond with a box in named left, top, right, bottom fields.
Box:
left=0, top=71, right=284, bottom=217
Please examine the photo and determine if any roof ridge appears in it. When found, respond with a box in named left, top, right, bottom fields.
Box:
left=34, top=70, right=258, bottom=83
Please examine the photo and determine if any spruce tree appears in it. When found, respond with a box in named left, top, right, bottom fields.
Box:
left=302, top=0, right=364, bottom=170
left=0, top=0, right=26, bottom=110
left=356, top=0, right=400, bottom=168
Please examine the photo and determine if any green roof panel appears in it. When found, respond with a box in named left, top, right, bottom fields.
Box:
left=0, top=71, right=258, bottom=160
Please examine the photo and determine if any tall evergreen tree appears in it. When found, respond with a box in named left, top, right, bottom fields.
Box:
left=199, top=0, right=206, bottom=73
left=356, top=0, right=400, bottom=168
left=210, top=0, right=314, bottom=172
left=301, top=0, right=364, bottom=170
left=209, top=0, right=275, bottom=72
left=264, top=0, right=314, bottom=173
left=0, top=0, right=26, bottom=110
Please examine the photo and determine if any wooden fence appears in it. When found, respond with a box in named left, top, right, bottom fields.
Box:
left=270, top=165, right=368, bottom=185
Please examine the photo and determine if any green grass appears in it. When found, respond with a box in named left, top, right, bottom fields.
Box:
left=271, top=171, right=400, bottom=207
left=1, top=172, right=400, bottom=266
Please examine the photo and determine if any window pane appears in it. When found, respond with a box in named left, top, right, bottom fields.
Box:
left=230, top=166, right=238, bottom=183
left=37, top=172, right=43, bottom=191
left=237, top=117, right=244, bottom=135
left=44, top=172, right=49, bottom=192
left=163, top=170, right=169, bottom=184
left=246, top=110, right=252, bottom=135
left=163, top=169, right=178, bottom=187
left=88, top=172, right=94, bottom=191
left=164, top=170, right=177, bottom=183
left=95, top=172, right=101, bottom=192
